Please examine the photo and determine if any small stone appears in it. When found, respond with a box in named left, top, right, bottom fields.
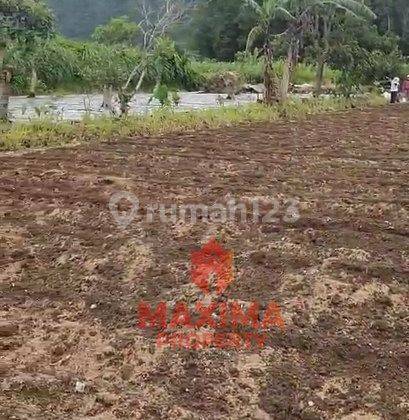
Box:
left=229, top=367, right=239, bottom=377
left=301, top=410, right=321, bottom=420
left=251, top=251, right=266, bottom=264
left=331, top=294, right=342, bottom=306
left=102, top=372, right=116, bottom=381
left=90, top=304, right=97, bottom=310
left=56, top=254, right=69, bottom=266
left=75, top=380, right=86, bottom=393
left=308, top=401, right=314, bottom=407
left=102, top=345, right=116, bottom=357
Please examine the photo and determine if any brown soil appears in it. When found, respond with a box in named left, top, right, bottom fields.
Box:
left=0, top=105, right=408, bottom=419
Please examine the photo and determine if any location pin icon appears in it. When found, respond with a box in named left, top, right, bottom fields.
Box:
left=109, top=191, right=139, bottom=230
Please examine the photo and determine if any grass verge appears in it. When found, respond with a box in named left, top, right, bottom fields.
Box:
left=0, top=95, right=387, bottom=152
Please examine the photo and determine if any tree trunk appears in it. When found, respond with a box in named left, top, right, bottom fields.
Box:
left=0, top=79, right=10, bottom=121
left=101, top=85, right=116, bottom=115
left=0, top=47, right=10, bottom=121
left=280, top=43, right=293, bottom=101
left=263, top=44, right=278, bottom=106
left=119, top=66, right=146, bottom=116
left=314, top=52, right=325, bottom=97
left=135, top=67, right=146, bottom=92
left=28, top=66, right=37, bottom=98
left=314, top=18, right=329, bottom=97
left=118, top=88, right=134, bottom=116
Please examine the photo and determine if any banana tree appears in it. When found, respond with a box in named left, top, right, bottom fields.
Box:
left=245, top=0, right=297, bottom=104
left=245, top=0, right=375, bottom=102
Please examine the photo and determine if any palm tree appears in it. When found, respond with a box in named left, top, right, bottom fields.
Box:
left=245, top=0, right=375, bottom=102
left=245, top=0, right=297, bottom=104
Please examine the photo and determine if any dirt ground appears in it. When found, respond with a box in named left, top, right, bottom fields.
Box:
left=0, top=105, right=408, bottom=419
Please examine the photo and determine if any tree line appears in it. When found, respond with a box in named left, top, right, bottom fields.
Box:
left=46, top=0, right=409, bottom=58
left=1, top=0, right=409, bottom=119
left=189, top=0, right=409, bottom=59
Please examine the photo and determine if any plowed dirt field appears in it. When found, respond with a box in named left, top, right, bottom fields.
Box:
left=1, top=105, right=408, bottom=419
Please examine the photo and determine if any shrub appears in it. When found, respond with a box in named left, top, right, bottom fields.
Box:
left=6, top=36, right=201, bottom=94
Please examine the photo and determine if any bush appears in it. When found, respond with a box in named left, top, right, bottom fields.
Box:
left=6, top=36, right=201, bottom=94
left=331, top=41, right=405, bottom=96
left=192, top=53, right=338, bottom=90
left=91, top=16, right=140, bottom=46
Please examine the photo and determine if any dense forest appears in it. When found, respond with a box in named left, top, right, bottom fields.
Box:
left=47, top=0, right=135, bottom=39
left=48, top=0, right=409, bottom=56
left=47, top=0, right=191, bottom=39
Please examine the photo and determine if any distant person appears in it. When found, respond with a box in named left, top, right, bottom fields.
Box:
left=390, top=77, right=400, bottom=104
left=402, top=75, right=409, bottom=101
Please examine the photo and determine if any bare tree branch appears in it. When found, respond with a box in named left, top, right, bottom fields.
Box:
left=136, top=0, right=190, bottom=51
left=120, top=0, right=194, bottom=113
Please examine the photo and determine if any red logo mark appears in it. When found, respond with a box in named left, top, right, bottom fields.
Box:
left=191, top=239, right=234, bottom=295
left=137, top=239, right=285, bottom=350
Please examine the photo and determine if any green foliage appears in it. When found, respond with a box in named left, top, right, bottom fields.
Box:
left=5, top=36, right=201, bottom=94
left=334, top=47, right=404, bottom=96
left=0, top=0, right=55, bottom=42
left=0, top=0, right=55, bottom=107
left=3, top=0, right=408, bottom=98
left=42, top=0, right=409, bottom=58
left=327, top=18, right=405, bottom=95
left=47, top=0, right=134, bottom=38
left=368, top=0, right=409, bottom=55
left=189, top=0, right=256, bottom=60
left=192, top=53, right=263, bottom=84
left=149, top=37, right=199, bottom=90
left=149, top=84, right=181, bottom=107
left=150, top=84, right=171, bottom=106
left=6, top=31, right=340, bottom=96
left=192, top=55, right=337, bottom=86
left=171, top=90, right=181, bottom=105
left=91, top=16, right=139, bottom=46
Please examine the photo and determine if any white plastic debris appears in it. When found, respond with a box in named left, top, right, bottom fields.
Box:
left=75, top=380, right=86, bottom=393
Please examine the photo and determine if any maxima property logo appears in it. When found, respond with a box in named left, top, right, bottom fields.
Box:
left=137, top=239, right=285, bottom=350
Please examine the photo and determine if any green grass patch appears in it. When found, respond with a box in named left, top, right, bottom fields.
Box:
left=0, top=95, right=386, bottom=152
left=192, top=59, right=339, bottom=86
